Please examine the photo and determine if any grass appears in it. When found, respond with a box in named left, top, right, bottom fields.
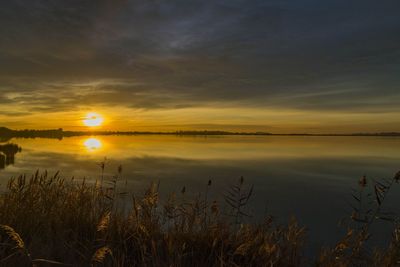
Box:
left=0, top=170, right=399, bottom=266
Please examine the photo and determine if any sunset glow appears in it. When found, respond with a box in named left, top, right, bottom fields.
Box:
left=0, top=1, right=398, bottom=133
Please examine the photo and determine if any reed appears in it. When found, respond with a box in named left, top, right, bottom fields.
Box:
left=0, top=170, right=399, bottom=266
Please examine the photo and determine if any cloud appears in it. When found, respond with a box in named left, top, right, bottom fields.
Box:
left=0, top=0, right=400, bottom=129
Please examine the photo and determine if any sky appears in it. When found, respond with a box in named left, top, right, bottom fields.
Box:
left=0, top=0, right=400, bottom=133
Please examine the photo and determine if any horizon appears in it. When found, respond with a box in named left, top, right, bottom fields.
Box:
left=1, top=1, right=400, bottom=132
left=2, top=125, right=400, bottom=136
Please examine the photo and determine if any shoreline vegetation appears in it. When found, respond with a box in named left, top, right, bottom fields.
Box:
left=0, top=169, right=400, bottom=266
left=1, top=127, right=400, bottom=141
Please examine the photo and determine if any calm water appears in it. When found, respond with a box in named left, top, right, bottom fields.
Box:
left=1, top=135, right=400, bottom=253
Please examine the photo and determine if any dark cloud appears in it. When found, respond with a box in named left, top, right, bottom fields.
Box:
left=0, top=0, right=400, bottom=116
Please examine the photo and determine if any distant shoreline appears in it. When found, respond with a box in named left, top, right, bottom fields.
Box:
left=1, top=126, right=400, bottom=141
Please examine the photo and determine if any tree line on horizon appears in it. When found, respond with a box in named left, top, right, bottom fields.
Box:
left=0, top=127, right=272, bottom=139
left=1, top=126, right=400, bottom=139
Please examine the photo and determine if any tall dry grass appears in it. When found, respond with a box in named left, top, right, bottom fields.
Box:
left=0, top=171, right=305, bottom=266
left=0, top=169, right=399, bottom=266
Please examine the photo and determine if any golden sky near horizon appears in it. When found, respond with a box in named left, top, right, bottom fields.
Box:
left=1, top=1, right=400, bottom=133
left=2, top=105, right=400, bottom=133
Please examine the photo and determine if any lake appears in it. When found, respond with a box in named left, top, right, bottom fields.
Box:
left=1, top=135, right=400, bottom=254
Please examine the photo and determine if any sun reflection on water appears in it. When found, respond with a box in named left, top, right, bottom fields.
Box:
left=83, top=138, right=102, bottom=152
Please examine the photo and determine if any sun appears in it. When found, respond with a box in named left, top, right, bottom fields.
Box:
left=83, top=112, right=104, bottom=127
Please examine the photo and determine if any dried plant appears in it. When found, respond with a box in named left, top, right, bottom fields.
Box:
left=0, top=169, right=399, bottom=266
left=224, top=176, right=254, bottom=226
left=317, top=170, right=400, bottom=266
left=91, top=246, right=113, bottom=266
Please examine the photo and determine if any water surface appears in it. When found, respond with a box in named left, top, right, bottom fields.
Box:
left=1, top=135, right=400, bottom=254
